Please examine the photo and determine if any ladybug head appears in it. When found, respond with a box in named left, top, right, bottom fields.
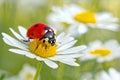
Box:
left=43, top=30, right=56, bottom=46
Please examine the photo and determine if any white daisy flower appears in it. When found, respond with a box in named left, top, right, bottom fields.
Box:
left=95, top=68, right=120, bottom=80
left=47, top=4, right=119, bottom=36
left=81, top=40, right=120, bottom=62
left=2, top=26, right=86, bottom=69
left=5, top=64, right=38, bottom=80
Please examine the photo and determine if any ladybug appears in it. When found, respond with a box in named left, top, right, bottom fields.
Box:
left=26, top=23, right=56, bottom=46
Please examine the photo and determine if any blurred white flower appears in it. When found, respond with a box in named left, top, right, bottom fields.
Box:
left=95, top=68, right=120, bottom=80
left=5, top=76, right=18, bottom=80
left=2, top=26, right=86, bottom=69
left=79, top=68, right=120, bottom=80
left=5, top=64, right=37, bottom=80
left=81, top=40, right=120, bottom=62
left=79, top=72, right=93, bottom=80
left=18, top=64, right=37, bottom=80
left=0, top=0, right=4, bottom=5
left=47, top=4, right=119, bottom=36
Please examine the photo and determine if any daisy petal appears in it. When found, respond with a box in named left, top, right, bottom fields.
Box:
left=9, top=28, right=24, bottom=40
left=18, top=26, right=27, bottom=39
left=44, top=59, right=58, bottom=69
left=78, top=24, right=88, bottom=34
left=64, top=53, right=84, bottom=58
left=9, top=49, right=28, bottom=55
left=36, top=56, right=45, bottom=61
left=109, top=68, right=120, bottom=80
left=9, top=49, right=37, bottom=58
left=59, top=34, right=72, bottom=42
left=58, top=37, right=74, bottom=47
left=25, top=53, right=37, bottom=58
left=99, top=71, right=111, bottom=80
left=59, top=60, right=79, bottom=66
left=2, top=33, right=28, bottom=51
left=57, top=40, right=77, bottom=51
left=49, top=57, right=76, bottom=62
left=49, top=54, right=83, bottom=60
left=3, top=37, right=13, bottom=46
left=57, top=33, right=75, bottom=47
left=58, top=45, right=87, bottom=54
left=56, top=32, right=65, bottom=42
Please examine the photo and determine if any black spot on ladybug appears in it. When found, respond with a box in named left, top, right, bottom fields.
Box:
left=34, top=24, right=39, bottom=27
left=31, top=32, right=34, bottom=36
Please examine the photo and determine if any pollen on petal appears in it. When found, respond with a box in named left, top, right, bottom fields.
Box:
left=29, top=39, right=57, bottom=58
left=74, top=11, right=96, bottom=24
left=60, top=22, right=71, bottom=27
left=90, top=48, right=111, bottom=57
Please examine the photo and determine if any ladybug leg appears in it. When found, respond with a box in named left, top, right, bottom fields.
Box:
left=23, top=38, right=30, bottom=42
left=42, top=38, right=49, bottom=49
left=43, top=40, right=45, bottom=43
left=34, top=39, right=41, bottom=52
left=43, top=38, right=48, bottom=49
left=39, top=37, right=46, bottom=43
left=35, top=38, right=47, bottom=50
left=45, top=45, right=47, bottom=49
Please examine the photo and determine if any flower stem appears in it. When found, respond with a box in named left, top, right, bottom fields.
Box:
left=34, top=62, right=43, bottom=80
left=56, top=63, right=65, bottom=80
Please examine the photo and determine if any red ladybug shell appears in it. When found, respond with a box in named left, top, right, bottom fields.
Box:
left=27, top=23, right=54, bottom=39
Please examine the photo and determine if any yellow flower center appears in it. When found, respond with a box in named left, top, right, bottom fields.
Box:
left=29, top=39, right=57, bottom=58
left=90, top=48, right=111, bottom=57
left=74, top=11, right=96, bottom=24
